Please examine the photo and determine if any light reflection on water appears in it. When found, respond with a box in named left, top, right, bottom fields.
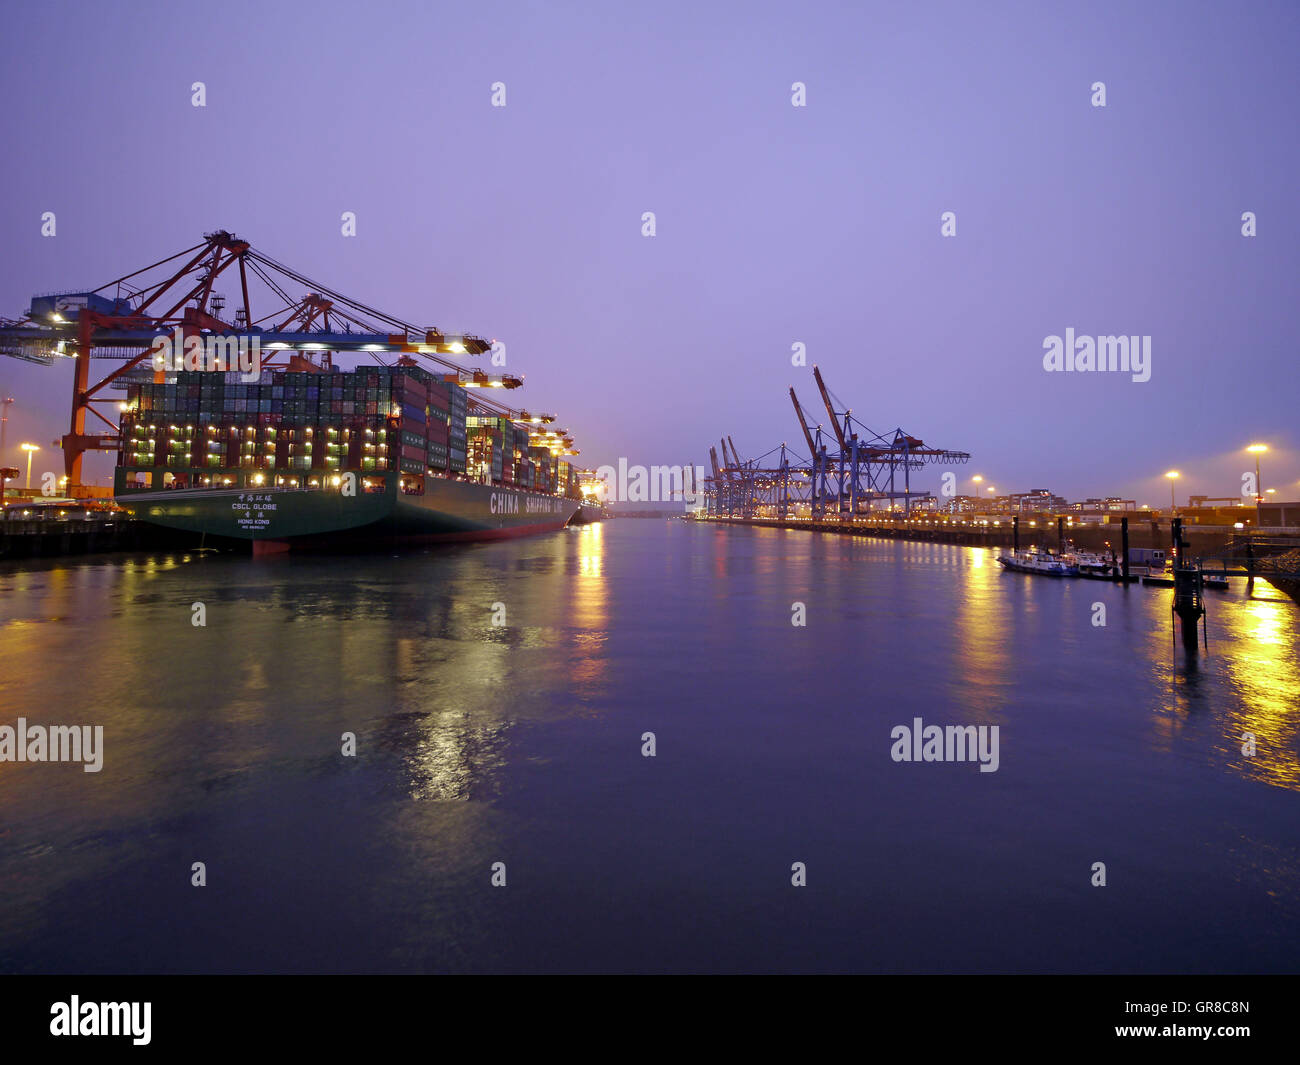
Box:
left=0, top=522, right=1297, bottom=973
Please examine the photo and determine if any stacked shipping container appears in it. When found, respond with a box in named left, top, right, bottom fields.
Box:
left=448, top=380, right=468, bottom=474
left=120, top=366, right=575, bottom=500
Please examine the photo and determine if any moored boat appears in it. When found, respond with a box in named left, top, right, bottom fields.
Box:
left=570, top=501, right=606, bottom=525
left=996, top=548, right=1078, bottom=576
left=1067, top=549, right=1119, bottom=579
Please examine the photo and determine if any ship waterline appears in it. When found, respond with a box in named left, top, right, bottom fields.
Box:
left=114, top=470, right=580, bottom=551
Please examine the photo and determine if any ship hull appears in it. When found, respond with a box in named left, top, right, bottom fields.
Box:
left=114, top=471, right=579, bottom=551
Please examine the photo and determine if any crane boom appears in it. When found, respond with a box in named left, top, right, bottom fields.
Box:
left=789, top=387, right=818, bottom=458
left=812, top=365, right=849, bottom=451
left=720, top=437, right=740, bottom=481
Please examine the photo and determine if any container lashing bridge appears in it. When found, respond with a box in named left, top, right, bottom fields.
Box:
left=707, top=365, right=971, bottom=519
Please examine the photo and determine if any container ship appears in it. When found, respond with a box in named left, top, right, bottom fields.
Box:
left=113, top=358, right=584, bottom=553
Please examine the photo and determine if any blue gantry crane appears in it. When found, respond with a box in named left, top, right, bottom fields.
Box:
left=707, top=365, right=970, bottom=519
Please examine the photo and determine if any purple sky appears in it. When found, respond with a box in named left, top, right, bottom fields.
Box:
left=1, top=0, right=1296, bottom=503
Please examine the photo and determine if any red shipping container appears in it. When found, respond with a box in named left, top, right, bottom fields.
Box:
left=401, top=443, right=426, bottom=462
left=427, top=421, right=449, bottom=442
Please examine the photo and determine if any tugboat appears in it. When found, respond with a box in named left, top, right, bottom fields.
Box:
left=1068, top=549, right=1118, bottom=579
left=996, top=548, right=1078, bottom=577
left=569, top=499, right=605, bottom=525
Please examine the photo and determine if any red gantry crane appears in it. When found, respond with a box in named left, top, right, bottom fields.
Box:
left=0, top=231, right=556, bottom=488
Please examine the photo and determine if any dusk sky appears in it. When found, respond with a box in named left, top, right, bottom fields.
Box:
left=1, top=0, right=1296, bottom=503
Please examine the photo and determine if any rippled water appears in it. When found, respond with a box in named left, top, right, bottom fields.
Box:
left=1, top=521, right=1297, bottom=973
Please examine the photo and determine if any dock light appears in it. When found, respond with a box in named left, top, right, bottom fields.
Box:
left=1164, top=470, right=1179, bottom=513
left=51, top=311, right=65, bottom=322
left=1246, top=444, right=1268, bottom=504
left=972, top=475, right=983, bottom=483
left=20, top=442, right=39, bottom=489
left=447, top=340, right=466, bottom=354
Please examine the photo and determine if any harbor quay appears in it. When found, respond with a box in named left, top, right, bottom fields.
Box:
left=693, top=512, right=1295, bottom=559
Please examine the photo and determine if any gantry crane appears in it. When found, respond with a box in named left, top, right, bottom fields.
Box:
left=0, top=231, right=557, bottom=485
left=706, top=366, right=970, bottom=519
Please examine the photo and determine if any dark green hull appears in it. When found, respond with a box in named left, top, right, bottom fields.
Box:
left=114, top=470, right=580, bottom=553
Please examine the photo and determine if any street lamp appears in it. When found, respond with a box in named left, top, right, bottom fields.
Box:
left=1164, top=470, right=1179, bottom=514
left=1246, top=444, right=1268, bottom=505
left=20, top=442, right=39, bottom=491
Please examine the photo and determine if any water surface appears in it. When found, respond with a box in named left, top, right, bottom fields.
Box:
left=1, top=521, right=1297, bottom=973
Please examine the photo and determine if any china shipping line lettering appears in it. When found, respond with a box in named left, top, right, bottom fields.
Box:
left=490, top=492, right=566, bottom=515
